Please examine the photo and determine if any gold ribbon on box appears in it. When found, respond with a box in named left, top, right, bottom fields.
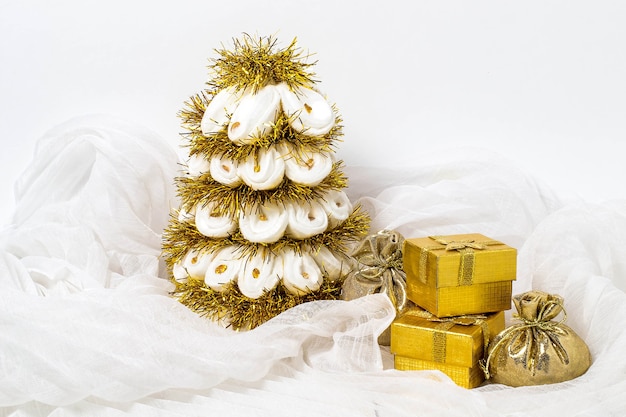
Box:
left=419, top=236, right=502, bottom=286
left=403, top=309, right=490, bottom=364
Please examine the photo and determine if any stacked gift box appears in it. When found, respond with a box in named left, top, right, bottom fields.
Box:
left=390, top=233, right=517, bottom=388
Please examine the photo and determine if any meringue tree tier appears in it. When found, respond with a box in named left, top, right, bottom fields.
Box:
left=162, top=204, right=369, bottom=270
left=174, top=163, right=347, bottom=217
left=180, top=93, right=343, bottom=164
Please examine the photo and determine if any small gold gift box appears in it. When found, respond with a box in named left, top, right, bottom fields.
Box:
left=390, top=307, right=505, bottom=388
left=403, top=233, right=517, bottom=317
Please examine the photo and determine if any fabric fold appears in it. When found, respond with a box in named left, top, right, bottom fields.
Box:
left=4, top=115, right=626, bottom=416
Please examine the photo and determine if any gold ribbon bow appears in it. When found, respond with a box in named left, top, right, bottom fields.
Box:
left=481, top=291, right=569, bottom=379
left=403, top=309, right=490, bottom=364
left=419, top=236, right=500, bottom=286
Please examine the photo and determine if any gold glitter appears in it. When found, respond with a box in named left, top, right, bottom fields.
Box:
left=252, top=268, right=260, bottom=279
left=215, top=264, right=228, bottom=274
left=304, top=103, right=313, bottom=113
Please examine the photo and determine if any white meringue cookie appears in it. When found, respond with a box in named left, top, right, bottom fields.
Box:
left=282, top=145, right=334, bottom=186
left=201, top=86, right=241, bottom=136
left=239, top=202, right=289, bottom=243
left=285, top=200, right=329, bottom=239
left=320, top=190, right=353, bottom=228
left=172, top=249, right=215, bottom=282
left=238, top=147, right=285, bottom=190
left=177, top=204, right=196, bottom=222
left=209, top=155, right=242, bottom=187
left=228, top=85, right=280, bottom=144
left=195, top=201, right=237, bottom=238
left=276, top=83, right=335, bottom=136
left=237, top=252, right=280, bottom=299
left=204, top=245, right=242, bottom=292
left=278, top=248, right=323, bottom=295
left=187, top=154, right=211, bottom=177
left=309, top=245, right=352, bottom=282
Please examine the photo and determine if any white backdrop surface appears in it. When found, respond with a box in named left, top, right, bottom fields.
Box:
left=1, top=0, right=626, bottom=224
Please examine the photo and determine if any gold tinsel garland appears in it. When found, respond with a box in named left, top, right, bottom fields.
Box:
left=173, top=278, right=343, bottom=331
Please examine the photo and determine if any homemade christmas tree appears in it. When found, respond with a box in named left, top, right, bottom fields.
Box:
left=162, top=35, right=370, bottom=330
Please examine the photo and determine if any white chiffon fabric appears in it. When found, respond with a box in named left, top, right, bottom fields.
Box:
left=1, top=115, right=625, bottom=416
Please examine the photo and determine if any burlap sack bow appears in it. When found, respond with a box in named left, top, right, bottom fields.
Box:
left=341, top=229, right=409, bottom=345
left=402, top=308, right=490, bottom=364
left=481, top=291, right=591, bottom=386
left=419, top=236, right=502, bottom=286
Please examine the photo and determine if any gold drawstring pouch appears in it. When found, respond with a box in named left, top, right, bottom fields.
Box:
left=341, top=229, right=411, bottom=345
left=482, top=290, right=591, bottom=386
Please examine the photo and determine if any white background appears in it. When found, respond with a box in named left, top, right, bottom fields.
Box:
left=1, top=0, right=625, bottom=225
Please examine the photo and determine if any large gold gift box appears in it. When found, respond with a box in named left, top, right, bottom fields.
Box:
left=394, top=356, right=486, bottom=389
left=390, top=307, right=505, bottom=388
left=403, top=234, right=517, bottom=317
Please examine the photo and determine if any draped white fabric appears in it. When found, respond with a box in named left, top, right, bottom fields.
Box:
left=1, top=115, right=625, bottom=416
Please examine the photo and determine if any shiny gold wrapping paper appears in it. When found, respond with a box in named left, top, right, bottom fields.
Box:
left=394, top=356, right=486, bottom=389
left=341, top=229, right=410, bottom=346
left=390, top=307, right=505, bottom=368
left=403, top=234, right=516, bottom=317
left=483, top=291, right=592, bottom=387
left=408, top=279, right=512, bottom=317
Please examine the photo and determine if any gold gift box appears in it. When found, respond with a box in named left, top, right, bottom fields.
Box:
left=403, top=233, right=517, bottom=317
left=390, top=307, right=505, bottom=388
left=390, top=308, right=505, bottom=367
left=394, top=356, right=486, bottom=389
